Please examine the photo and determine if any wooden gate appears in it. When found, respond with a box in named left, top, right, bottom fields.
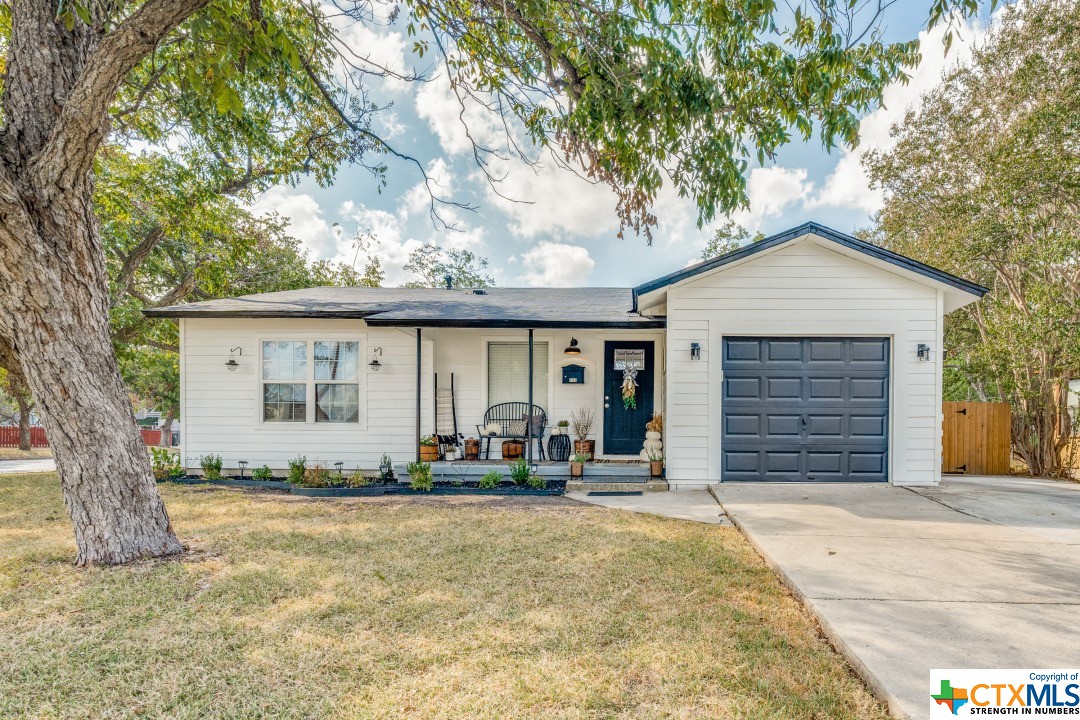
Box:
left=942, top=402, right=1011, bottom=475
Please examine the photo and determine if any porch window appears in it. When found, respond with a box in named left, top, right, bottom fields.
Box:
left=487, top=342, right=548, bottom=409
left=261, top=340, right=360, bottom=423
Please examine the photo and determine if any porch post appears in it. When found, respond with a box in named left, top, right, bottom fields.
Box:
left=416, top=327, right=422, bottom=463
left=527, top=328, right=534, bottom=466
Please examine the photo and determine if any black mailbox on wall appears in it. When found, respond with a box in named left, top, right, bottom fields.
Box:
left=561, top=364, right=585, bottom=384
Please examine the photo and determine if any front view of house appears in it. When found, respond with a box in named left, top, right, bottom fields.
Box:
left=147, top=222, right=987, bottom=487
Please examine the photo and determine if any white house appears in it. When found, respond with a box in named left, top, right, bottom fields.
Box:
left=146, top=222, right=987, bottom=487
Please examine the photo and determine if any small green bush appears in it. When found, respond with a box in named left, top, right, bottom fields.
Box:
left=571, top=453, right=591, bottom=463
left=406, top=461, right=434, bottom=491
left=287, top=456, right=307, bottom=484
left=199, top=454, right=222, bottom=480
left=347, top=471, right=371, bottom=488
left=252, top=465, right=274, bottom=481
left=150, top=448, right=182, bottom=480
left=508, top=457, right=530, bottom=485
left=479, top=470, right=501, bottom=489
left=526, top=474, right=547, bottom=490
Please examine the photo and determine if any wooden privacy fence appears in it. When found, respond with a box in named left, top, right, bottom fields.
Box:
left=942, top=401, right=1012, bottom=475
left=0, top=426, right=162, bottom=448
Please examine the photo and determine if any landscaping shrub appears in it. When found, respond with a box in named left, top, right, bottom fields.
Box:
left=287, top=456, right=307, bottom=484
left=252, top=465, right=274, bottom=481
left=479, top=470, right=501, bottom=489
left=406, top=461, right=434, bottom=491
left=299, top=464, right=331, bottom=488
left=526, top=474, right=547, bottom=490
left=347, top=471, right=371, bottom=488
left=199, top=454, right=223, bottom=480
left=150, top=448, right=181, bottom=480
left=508, top=457, right=530, bottom=485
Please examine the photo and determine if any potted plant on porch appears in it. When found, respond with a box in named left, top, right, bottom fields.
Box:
left=570, top=408, right=595, bottom=460
left=569, top=452, right=590, bottom=478
left=419, top=435, right=439, bottom=462
left=647, top=451, right=664, bottom=478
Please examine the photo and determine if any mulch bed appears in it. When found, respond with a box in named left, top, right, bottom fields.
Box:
left=161, top=476, right=565, bottom=497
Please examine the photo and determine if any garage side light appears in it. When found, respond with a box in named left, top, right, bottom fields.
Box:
left=917, top=344, right=930, bottom=361
left=690, top=342, right=701, bottom=360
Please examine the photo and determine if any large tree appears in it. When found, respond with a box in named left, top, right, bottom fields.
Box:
left=0, top=0, right=981, bottom=564
left=864, top=0, right=1080, bottom=477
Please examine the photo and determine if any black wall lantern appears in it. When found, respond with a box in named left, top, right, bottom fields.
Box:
left=368, top=346, right=383, bottom=372
left=564, top=337, right=581, bottom=355
left=917, top=343, right=930, bottom=361
left=225, top=347, right=242, bottom=371
left=690, top=342, right=701, bottom=360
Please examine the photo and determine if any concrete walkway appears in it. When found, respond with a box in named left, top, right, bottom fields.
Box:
left=0, top=458, right=55, bottom=475
left=567, top=489, right=733, bottom=525
left=712, top=477, right=1080, bottom=719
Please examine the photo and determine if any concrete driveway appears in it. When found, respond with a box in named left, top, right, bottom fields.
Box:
left=712, top=476, right=1080, bottom=719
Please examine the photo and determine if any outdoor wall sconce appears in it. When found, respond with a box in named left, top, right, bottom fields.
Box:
left=238, top=460, right=248, bottom=479
left=225, top=347, right=242, bottom=371
left=917, top=343, right=930, bottom=361
left=368, top=346, right=383, bottom=372
left=690, top=342, right=701, bottom=360
left=564, top=338, right=581, bottom=355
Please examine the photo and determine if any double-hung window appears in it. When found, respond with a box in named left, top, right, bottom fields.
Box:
left=261, top=340, right=360, bottom=424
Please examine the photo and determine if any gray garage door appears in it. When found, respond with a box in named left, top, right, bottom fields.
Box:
left=721, top=337, right=889, bottom=482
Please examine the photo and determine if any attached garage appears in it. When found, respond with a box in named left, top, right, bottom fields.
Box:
left=721, top=336, right=889, bottom=482
left=633, top=222, right=988, bottom=488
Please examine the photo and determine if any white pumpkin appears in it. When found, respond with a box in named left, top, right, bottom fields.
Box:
left=645, top=431, right=662, bottom=441
left=643, top=438, right=662, bottom=452
left=485, top=422, right=501, bottom=436
left=639, top=449, right=650, bottom=461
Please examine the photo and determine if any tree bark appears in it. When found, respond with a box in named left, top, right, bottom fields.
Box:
left=16, top=391, right=31, bottom=451
left=0, top=0, right=209, bottom=565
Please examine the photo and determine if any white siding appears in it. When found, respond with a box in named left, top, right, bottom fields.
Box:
left=664, top=237, right=942, bottom=487
left=181, top=320, right=664, bottom=470
left=181, top=318, right=433, bottom=470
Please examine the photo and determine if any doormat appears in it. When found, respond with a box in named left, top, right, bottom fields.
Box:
left=592, top=459, right=645, bottom=464
left=587, top=491, right=643, bottom=497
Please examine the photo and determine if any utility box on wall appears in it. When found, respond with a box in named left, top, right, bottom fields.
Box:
left=561, top=364, right=585, bottom=384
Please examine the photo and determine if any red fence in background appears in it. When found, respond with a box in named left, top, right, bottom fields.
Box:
left=0, top=426, right=162, bottom=447
left=0, top=426, right=48, bottom=447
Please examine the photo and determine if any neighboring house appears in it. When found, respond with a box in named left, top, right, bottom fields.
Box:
left=145, top=222, right=988, bottom=487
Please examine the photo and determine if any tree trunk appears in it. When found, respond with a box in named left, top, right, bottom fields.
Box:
left=159, top=408, right=175, bottom=447
left=16, top=391, right=31, bottom=451
left=0, top=0, right=203, bottom=565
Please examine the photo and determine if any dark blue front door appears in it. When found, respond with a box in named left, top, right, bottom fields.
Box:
left=603, top=341, right=655, bottom=455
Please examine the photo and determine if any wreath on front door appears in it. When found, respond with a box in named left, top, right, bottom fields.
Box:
left=621, top=368, right=638, bottom=410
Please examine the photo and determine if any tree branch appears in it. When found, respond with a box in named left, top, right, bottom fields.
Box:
left=31, top=0, right=213, bottom=188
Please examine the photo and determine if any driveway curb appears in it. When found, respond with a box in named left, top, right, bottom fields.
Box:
left=708, top=485, right=909, bottom=719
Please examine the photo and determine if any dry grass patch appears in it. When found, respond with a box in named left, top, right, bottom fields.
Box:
left=0, top=447, right=52, bottom=461
left=0, top=474, right=887, bottom=719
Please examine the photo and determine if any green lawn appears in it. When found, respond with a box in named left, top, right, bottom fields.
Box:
left=0, top=473, right=887, bottom=719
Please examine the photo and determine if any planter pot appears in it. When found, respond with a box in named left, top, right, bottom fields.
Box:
left=464, top=438, right=480, bottom=461
left=501, top=440, right=524, bottom=460
left=649, top=461, right=664, bottom=478
left=573, top=440, right=595, bottom=460
left=444, top=449, right=458, bottom=461
left=570, top=461, right=584, bottom=478
left=419, top=444, right=439, bottom=462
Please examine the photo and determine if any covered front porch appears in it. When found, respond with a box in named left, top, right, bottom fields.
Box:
left=401, top=325, right=666, bottom=467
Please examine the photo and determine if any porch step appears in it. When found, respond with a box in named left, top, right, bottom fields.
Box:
left=566, top=479, right=668, bottom=493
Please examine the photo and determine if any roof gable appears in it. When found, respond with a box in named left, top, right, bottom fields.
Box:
left=633, top=222, right=989, bottom=299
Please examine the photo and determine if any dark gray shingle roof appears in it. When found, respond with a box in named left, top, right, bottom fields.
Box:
left=143, top=286, right=664, bottom=328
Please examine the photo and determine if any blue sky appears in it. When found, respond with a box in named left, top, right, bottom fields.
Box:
left=251, top=1, right=992, bottom=288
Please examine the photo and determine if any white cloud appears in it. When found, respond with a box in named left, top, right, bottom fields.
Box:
left=519, top=242, right=595, bottom=286
left=415, top=74, right=504, bottom=155
left=745, top=166, right=814, bottom=224
left=249, top=186, right=337, bottom=259
left=332, top=21, right=410, bottom=93
left=808, top=17, right=986, bottom=212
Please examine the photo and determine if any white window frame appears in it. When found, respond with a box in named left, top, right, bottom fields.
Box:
left=255, top=334, right=367, bottom=430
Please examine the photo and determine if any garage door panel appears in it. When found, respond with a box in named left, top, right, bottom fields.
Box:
left=722, top=337, right=889, bottom=483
